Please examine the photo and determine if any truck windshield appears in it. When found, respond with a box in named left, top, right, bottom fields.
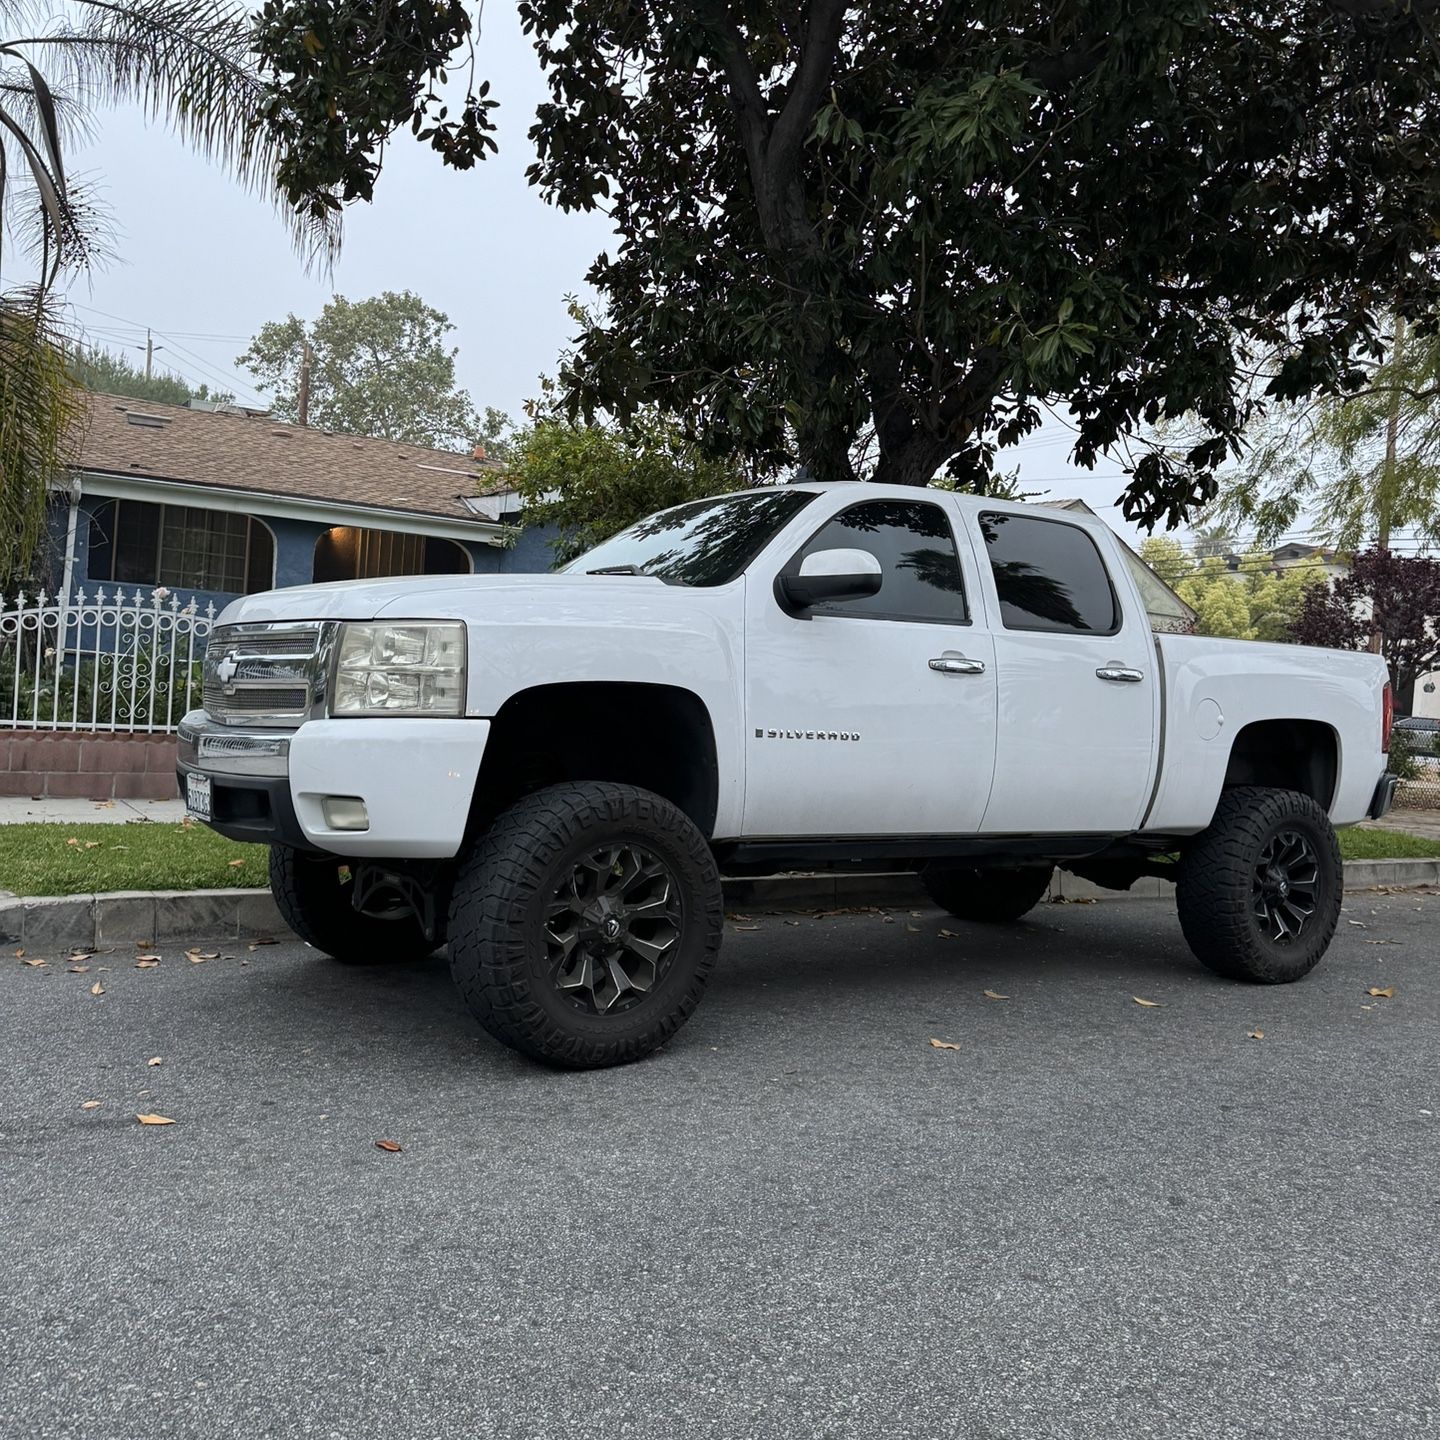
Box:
left=564, top=489, right=818, bottom=587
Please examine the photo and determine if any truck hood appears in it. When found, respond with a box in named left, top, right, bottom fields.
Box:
left=218, top=572, right=676, bottom=625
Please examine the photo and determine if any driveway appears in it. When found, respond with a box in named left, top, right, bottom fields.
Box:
left=1, top=893, right=1436, bottom=1440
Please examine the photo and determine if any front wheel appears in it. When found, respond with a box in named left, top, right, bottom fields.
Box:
left=1176, top=786, right=1343, bottom=984
left=447, top=782, right=723, bottom=1069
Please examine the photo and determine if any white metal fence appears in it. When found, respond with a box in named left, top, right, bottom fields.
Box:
left=0, top=588, right=216, bottom=734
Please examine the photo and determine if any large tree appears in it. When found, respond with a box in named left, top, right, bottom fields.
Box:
left=254, top=2, right=1440, bottom=528
left=236, top=290, right=500, bottom=450
left=1205, top=318, right=1440, bottom=550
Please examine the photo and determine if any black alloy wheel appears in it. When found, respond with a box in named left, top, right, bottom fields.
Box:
left=545, top=843, right=683, bottom=1014
left=1251, top=829, right=1321, bottom=945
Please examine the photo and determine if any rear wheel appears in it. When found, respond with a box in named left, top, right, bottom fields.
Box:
left=1176, top=786, right=1343, bottom=983
left=268, top=846, right=436, bottom=964
left=920, top=864, right=1053, bottom=922
left=447, top=781, right=723, bottom=1069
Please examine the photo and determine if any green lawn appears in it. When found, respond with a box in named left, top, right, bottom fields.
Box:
left=1337, top=826, right=1440, bottom=860
left=0, top=821, right=268, bottom=897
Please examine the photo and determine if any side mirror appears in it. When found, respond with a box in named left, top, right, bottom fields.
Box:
left=778, top=548, right=883, bottom=612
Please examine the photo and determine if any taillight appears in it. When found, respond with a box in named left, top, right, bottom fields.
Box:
left=1382, top=682, right=1393, bottom=754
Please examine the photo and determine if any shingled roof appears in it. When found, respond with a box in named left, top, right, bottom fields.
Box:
left=74, top=393, right=511, bottom=524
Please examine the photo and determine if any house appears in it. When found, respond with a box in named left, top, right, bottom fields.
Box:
left=44, top=393, right=555, bottom=614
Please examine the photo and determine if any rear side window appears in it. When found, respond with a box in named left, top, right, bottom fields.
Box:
left=791, top=499, right=968, bottom=624
left=979, top=512, right=1119, bottom=634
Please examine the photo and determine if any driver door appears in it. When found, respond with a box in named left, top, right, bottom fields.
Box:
left=742, top=496, right=998, bottom=838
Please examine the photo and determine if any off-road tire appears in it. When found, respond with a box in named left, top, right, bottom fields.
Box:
left=1176, top=786, right=1343, bottom=984
left=920, top=864, right=1053, bottom=922
left=447, top=782, right=723, bottom=1069
left=268, top=846, right=435, bottom=964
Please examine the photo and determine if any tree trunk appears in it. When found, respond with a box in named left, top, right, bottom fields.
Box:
left=1371, top=311, right=1405, bottom=655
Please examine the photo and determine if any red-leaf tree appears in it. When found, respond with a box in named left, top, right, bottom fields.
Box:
left=1289, top=550, right=1440, bottom=710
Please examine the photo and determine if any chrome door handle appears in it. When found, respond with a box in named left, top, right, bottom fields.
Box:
left=1096, top=666, right=1145, bottom=683
left=929, top=656, right=986, bottom=675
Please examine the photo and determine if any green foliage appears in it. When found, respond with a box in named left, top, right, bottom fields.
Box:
left=1386, top=728, right=1422, bottom=783
left=255, top=2, right=1440, bottom=528
left=236, top=291, right=494, bottom=449
left=1136, top=538, right=1324, bottom=642
left=1207, top=320, right=1440, bottom=549
left=70, top=345, right=232, bottom=407
left=0, top=292, right=83, bottom=589
left=504, top=412, right=749, bottom=566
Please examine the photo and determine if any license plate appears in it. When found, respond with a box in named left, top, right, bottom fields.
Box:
left=185, top=773, right=212, bottom=821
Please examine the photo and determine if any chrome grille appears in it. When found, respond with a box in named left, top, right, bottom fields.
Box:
left=202, top=623, right=326, bottom=728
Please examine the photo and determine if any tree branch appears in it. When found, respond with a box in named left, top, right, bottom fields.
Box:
left=767, top=0, right=847, bottom=185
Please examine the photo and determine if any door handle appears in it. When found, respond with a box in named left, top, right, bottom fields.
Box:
left=1096, top=666, right=1145, bottom=683
left=929, top=655, right=986, bottom=675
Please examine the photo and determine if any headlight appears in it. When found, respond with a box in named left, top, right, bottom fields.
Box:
left=330, top=622, right=466, bottom=716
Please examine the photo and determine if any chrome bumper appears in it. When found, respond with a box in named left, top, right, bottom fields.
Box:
left=177, top=711, right=291, bottom=778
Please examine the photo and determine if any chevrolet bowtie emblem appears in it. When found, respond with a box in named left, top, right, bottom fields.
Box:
left=216, top=652, right=240, bottom=692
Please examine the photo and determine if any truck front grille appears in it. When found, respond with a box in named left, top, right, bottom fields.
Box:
left=202, top=623, right=326, bottom=728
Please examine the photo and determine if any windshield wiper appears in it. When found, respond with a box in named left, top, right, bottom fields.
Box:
left=586, top=564, right=644, bottom=575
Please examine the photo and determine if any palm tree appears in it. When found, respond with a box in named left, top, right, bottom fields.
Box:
left=0, top=1, right=339, bottom=586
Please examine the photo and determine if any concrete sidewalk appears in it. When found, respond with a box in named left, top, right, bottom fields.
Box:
left=0, top=796, right=187, bottom=825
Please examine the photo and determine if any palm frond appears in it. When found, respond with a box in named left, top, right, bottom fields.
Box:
left=8, top=0, right=341, bottom=267
left=0, top=285, right=85, bottom=588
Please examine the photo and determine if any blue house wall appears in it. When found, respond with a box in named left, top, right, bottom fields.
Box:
left=47, top=495, right=559, bottom=620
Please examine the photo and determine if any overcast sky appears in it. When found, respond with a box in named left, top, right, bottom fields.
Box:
left=38, top=6, right=1149, bottom=539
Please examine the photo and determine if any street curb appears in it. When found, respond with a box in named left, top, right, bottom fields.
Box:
left=2, top=857, right=1435, bottom=950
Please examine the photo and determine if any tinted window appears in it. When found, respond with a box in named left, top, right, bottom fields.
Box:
left=565, top=490, right=817, bottom=587
left=979, top=512, right=1118, bottom=634
left=790, top=500, right=968, bottom=623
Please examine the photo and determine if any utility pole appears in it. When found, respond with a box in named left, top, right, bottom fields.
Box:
left=297, top=337, right=313, bottom=427
left=1370, top=311, right=1406, bottom=655
left=140, top=328, right=163, bottom=380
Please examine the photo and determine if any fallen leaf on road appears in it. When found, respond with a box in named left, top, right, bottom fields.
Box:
left=374, top=1139, right=403, bottom=1152
left=784, top=919, right=800, bottom=927
left=1346, top=920, right=1366, bottom=928
left=734, top=924, right=759, bottom=931
left=135, top=1113, right=174, bottom=1126
left=1363, top=939, right=1401, bottom=946
left=1367, top=986, right=1395, bottom=998
left=186, top=950, right=218, bottom=963
left=905, top=924, right=921, bottom=933
left=67, top=964, right=90, bottom=974
left=983, top=990, right=1009, bottom=1001
left=1133, top=997, right=1163, bottom=1008
left=81, top=1100, right=102, bottom=1110
left=21, top=957, right=46, bottom=968
left=13, top=948, right=22, bottom=958
left=146, top=1056, right=162, bottom=1067
left=938, top=929, right=959, bottom=939
left=134, top=959, right=159, bottom=970
left=1247, top=1029, right=1265, bottom=1040
left=726, top=913, right=752, bottom=922
left=247, top=938, right=278, bottom=950
left=89, top=982, right=104, bottom=996
left=928, top=1038, right=962, bottom=1050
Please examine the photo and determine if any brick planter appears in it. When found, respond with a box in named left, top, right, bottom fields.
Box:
left=0, top=729, right=179, bottom=801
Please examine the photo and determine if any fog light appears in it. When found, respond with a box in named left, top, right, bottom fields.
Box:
left=321, top=796, right=369, bottom=831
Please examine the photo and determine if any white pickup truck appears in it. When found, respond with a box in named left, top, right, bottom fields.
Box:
left=177, top=485, right=1397, bottom=1068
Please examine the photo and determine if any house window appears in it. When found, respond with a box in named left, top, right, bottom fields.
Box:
left=89, top=500, right=274, bottom=594
left=313, top=527, right=470, bottom=583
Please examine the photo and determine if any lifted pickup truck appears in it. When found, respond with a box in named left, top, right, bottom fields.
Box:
left=178, top=485, right=1397, bottom=1068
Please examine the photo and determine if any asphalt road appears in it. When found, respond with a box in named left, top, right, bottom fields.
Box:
left=2, top=891, right=1436, bottom=1440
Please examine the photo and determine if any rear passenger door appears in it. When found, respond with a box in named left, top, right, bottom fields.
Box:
left=973, top=510, right=1158, bottom=835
